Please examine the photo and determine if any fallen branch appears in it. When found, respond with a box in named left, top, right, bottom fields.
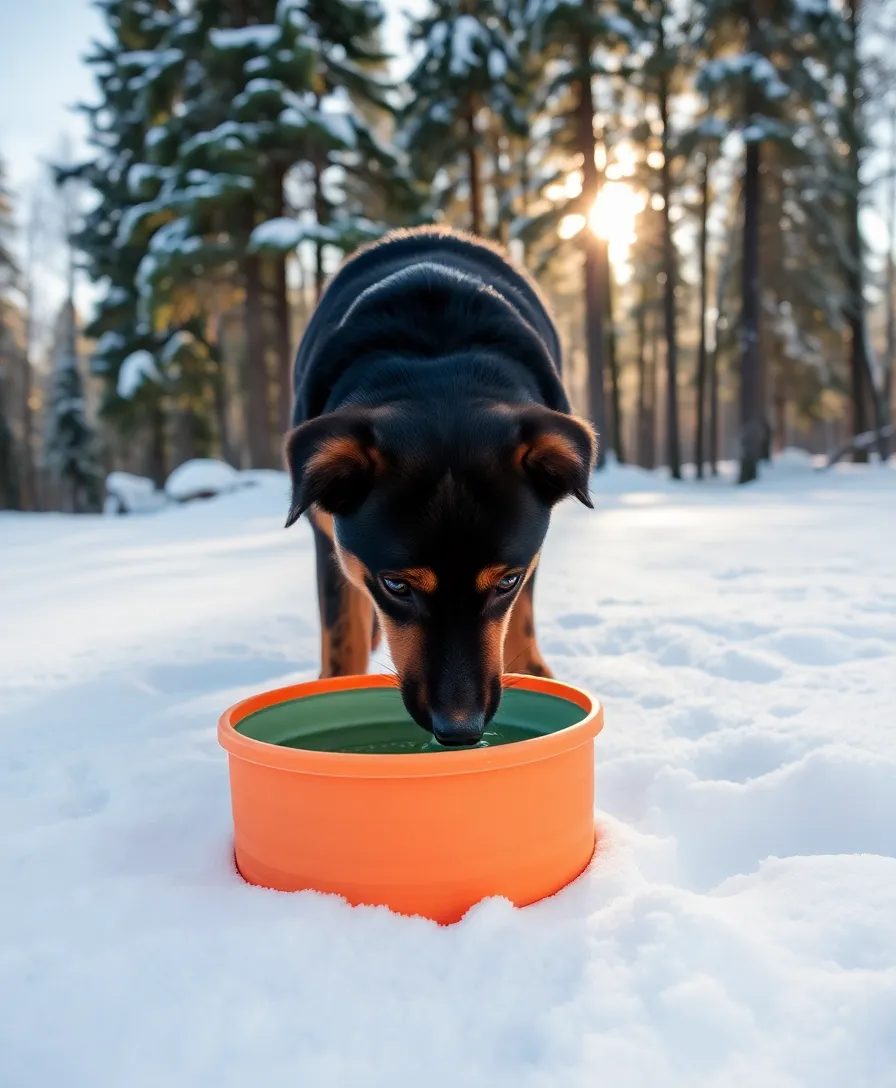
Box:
left=822, top=423, right=895, bottom=469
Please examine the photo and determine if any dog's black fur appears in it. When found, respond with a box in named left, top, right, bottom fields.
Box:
left=285, top=227, right=595, bottom=745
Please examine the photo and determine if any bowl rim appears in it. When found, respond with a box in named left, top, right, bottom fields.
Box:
left=217, top=673, right=603, bottom=779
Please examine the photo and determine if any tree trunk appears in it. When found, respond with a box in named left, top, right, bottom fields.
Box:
left=208, top=311, right=235, bottom=467
left=647, top=302, right=659, bottom=469
left=492, top=131, right=510, bottom=246
left=887, top=103, right=896, bottom=422
left=603, top=237, right=624, bottom=463
left=695, top=153, right=710, bottom=479
left=147, top=399, right=167, bottom=487
left=272, top=169, right=293, bottom=437
left=242, top=203, right=273, bottom=469
left=740, top=132, right=763, bottom=484
left=22, top=216, right=38, bottom=510
left=709, top=333, right=719, bottom=475
left=657, top=23, right=681, bottom=479
left=845, top=0, right=887, bottom=462
left=739, top=0, right=764, bottom=484
left=773, top=377, right=787, bottom=453
left=710, top=208, right=739, bottom=475
left=467, top=104, right=483, bottom=237
left=174, top=404, right=198, bottom=466
left=212, top=362, right=234, bottom=468
left=519, top=135, right=531, bottom=268
left=313, top=160, right=327, bottom=302
left=636, top=280, right=652, bottom=469
left=0, top=368, right=21, bottom=510
left=576, top=33, right=606, bottom=466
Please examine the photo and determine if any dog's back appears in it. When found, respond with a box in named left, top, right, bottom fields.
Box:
left=292, top=227, right=566, bottom=429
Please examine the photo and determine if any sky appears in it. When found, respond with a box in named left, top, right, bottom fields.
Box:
left=1, top=0, right=103, bottom=197
left=2, top=1, right=891, bottom=340
left=0, top=0, right=415, bottom=338
left=0, top=0, right=418, bottom=200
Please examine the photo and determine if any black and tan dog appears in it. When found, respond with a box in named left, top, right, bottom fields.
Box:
left=285, top=227, right=596, bottom=746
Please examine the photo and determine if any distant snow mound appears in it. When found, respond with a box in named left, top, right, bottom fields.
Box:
left=164, top=459, right=243, bottom=503
left=104, top=471, right=167, bottom=515
left=774, top=446, right=820, bottom=470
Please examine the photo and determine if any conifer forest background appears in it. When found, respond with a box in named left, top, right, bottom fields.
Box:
left=2, top=0, right=895, bottom=513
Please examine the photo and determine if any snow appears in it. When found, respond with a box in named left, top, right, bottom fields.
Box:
left=127, top=162, right=157, bottom=195
left=234, top=78, right=288, bottom=108
left=105, top=286, right=130, bottom=307
left=315, top=106, right=357, bottom=149
left=160, top=330, right=198, bottom=363
left=209, top=25, right=280, bottom=51
left=93, top=330, right=125, bottom=358
left=604, top=12, right=636, bottom=41
left=145, top=125, right=167, bottom=149
left=250, top=217, right=305, bottom=251
left=104, top=471, right=167, bottom=515
left=164, top=457, right=243, bottom=502
left=451, top=14, right=485, bottom=75
left=244, top=56, right=271, bottom=75
left=1, top=460, right=895, bottom=1085
left=488, top=49, right=507, bottom=80
left=116, top=349, right=160, bottom=399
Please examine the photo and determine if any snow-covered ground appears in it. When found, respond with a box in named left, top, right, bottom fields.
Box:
left=1, top=458, right=894, bottom=1087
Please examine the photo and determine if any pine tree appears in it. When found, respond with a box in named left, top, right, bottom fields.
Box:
left=119, top=0, right=408, bottom=462
left=120, top=0, right=313, bottom=468
left=404, top=0, right=519, bottom=236
left=697, top=0, right=841, bottom=482
left=68, top=0, right=173, bottom=485
left=635, top=0, right=702, bottom=479
left=838, top=0, right=888, bottom=460
left=526, top=0, right=642, bottom=467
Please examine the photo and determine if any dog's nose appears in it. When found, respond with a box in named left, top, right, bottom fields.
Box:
left=431, top=712, right=486, bottom=747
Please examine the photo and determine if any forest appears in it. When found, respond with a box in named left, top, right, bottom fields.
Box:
left=1, top=0, right=895, bottom=513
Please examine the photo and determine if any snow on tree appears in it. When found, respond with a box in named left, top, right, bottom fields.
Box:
left=44, top=302, right=102, bottom=513
left=520, top=0, right=644, bottom=467
left=64, top=0, right=174, bottom=486
left=403, top=0, right=521, bottom=236
left=695, top=0, right=845, bottom=482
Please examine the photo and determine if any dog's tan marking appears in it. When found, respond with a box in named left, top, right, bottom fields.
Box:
left=475, top=564, right=511, bottom=594
left=308, top=505, right=334, bottom=540
left=333, top=542, right=371, bottom=591
left=308, top=435, right=368, bottom=477
left=401, top=567, right=438, bottom=593
left=377, top=616, right=428, bottom=705
left=515, top=431, right=585, bottom=477
left=483, top=613, right=512, bottom=678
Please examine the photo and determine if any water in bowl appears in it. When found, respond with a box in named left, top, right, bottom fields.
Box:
left=235, top=686, right=586, bottom=754
left=279, top=721, right=538, bottom=754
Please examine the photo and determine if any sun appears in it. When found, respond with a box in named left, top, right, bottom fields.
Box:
left=558, top=180, right=645, bottom=269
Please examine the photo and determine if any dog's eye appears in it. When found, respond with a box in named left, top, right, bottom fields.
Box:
left=381, top=576, right=410, bottom=598
left=496, top=572, right=521, bottom=594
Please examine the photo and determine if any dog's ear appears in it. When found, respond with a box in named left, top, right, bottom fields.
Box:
left=283, top=409, right=383, bottom=527
left=514, top=406, right=596, bottom=508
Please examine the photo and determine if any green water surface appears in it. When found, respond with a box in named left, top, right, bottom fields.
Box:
left=236, top=686, right=585, bottom=754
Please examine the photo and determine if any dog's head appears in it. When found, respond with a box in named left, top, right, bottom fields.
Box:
left=285, top=402, right=595, bottom=745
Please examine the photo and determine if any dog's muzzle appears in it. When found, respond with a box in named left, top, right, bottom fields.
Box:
left=431, top=711, right=486, bottom=747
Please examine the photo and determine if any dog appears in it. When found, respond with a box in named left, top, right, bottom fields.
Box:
left=285, top=227, right=596, bottom=746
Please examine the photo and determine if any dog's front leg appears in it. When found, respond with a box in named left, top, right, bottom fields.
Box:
left=503, top=569, right=553, bottom=679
